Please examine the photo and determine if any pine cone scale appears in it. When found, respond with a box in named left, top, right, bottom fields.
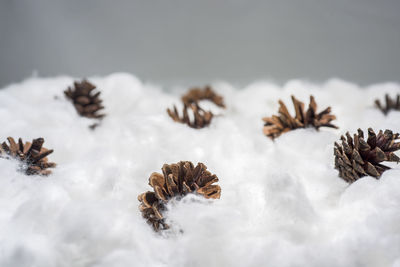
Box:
left=149, top=172, right=165, bottom=188
left=387, top=152, right=400, bottom=161
left=154, top=185, right=168, bottom=201
left=199, top=175, right=219, bottom=187
left=358, top=138, right=371, bottom=152
left=35, top=149, right=54, bottom=162
left=351, top=150, right=364, bottom=164
left=6, top=137, right=19, bottom=156
left=351, top=161, right=364, bottom=175
left=197, top=185, right=221, bottom=199
left=141, top=191, right=158, bottom=207
left=182, top=181, right=191, bottom=194
left=291, top=96, right=305, bottom=122
left=166, top=174, right=179, bottom=196
left=365, top=162, right=380, bottom=177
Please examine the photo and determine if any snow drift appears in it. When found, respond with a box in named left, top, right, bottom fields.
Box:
left=0, top=73, right=399, bottom=267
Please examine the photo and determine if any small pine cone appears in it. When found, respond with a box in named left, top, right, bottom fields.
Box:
left=375, top=94, right=400, bottom=115
left=0, top=137, right=56, bottom=176
left=182, top=86, right=226, bottom=108
left=334, top=128, right=400, bottom=183
left=167, top=103, right=214, bottom=129
left=263, top=95, right=338, bottom=139
left=138, top=161, right=221, bottom=231
left=64, top=80, right=105, bottom=119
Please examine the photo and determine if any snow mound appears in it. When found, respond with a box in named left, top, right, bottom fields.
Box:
left=0, top=73, right=399, bottom=267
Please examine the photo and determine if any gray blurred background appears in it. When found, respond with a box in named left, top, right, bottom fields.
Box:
left=0, top=0, right=399, bottom=88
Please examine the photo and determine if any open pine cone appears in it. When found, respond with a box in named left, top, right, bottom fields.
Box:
left=375, top=94, right=400, bottom=115
left=138, top=161, right=221, bottom=231
left=167, top=86, right=225, bottom=129
left=334, top=128, right=400, bottom=183
left=263, top=95, right=338, bottom=139
left=64, top=80, right=105, bottom=119
left=182, top=86, right=226, bottom=108
left=0, top=137, right=56, bottom=175
left=167, top=103, right=213, bottom=129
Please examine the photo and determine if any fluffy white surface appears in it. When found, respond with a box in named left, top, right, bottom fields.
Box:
left=1, top=73, right=400, bottom=267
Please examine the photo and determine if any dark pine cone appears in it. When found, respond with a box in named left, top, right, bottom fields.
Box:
left=0, top=137, right=56, bottom=175
left=375, top=94, right=400, bottom=115
left=138, top=161, right=221, bottom=231
left=182, top=85, right=226, bottom=108
left=64, top=80, right=105, bottom=119
left=334, top=128, right=400, bottom=183
left=263, top=95, right=338, bottom=139
left=167, top=103, right=213, bottom=129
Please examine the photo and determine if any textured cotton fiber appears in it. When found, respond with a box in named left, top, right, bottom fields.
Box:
left=0, top=73, right=400, bottom=267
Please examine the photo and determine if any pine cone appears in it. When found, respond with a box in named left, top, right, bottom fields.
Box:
left=64, top=80, right=105, bottom=119
left=334, top=128, right=400, bottom=183
left=375, top=94, right=400, bottom=115
left=138, top=161, right=221, bottom=231
left=167, top=103, right=213, bottom=129
left=0, top=137, right=56, bottom=175
left=263, top=95, right=338, bottom=139
left=182, top=86, right=226, bottom=108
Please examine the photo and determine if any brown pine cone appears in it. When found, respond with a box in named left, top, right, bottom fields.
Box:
left=263, top=95, right=338, bottom=139
left=64, top=80, right=105, bottom=119
left=138, top=161, right=221, bottom=231
left=375, top=94, right=400, bottom=115
left=167, top=103, right=213, bottom=129
left=0, top=137, right=56, bottom=176
left=182, top=85, right=226, bottom=108
left=334, top=128, right=400, bottom=183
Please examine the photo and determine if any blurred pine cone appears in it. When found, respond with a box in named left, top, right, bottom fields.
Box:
left=167, top=86, right=225, bottom=129
left=182, top=85, right=226, bottom=108
left=263, top=95, right=338, bottom=139
left=334, top=128, right=400, bottom=183
left=138, top=161, right=221, bottom=231
left=64, top=80, right=105, bottom=119
left=375, top=94, right=400, bottom=115
left=0, top=137, right=56, bottom=175
left=167, top=103, right=213, bottom=129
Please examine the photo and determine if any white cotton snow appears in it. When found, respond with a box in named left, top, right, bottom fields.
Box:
left=0, top=73, right=400, bottom=267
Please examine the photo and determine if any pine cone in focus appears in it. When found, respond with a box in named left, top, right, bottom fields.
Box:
left=167, top=103, right=213, bottom=129
left=263, top=95, right=338, bottom=139
left=0, top=137, right=56, bottom=175
left=64, top=80, right=105, bottom=119
left=182, top=86, right=226, bottom=108
left=375, top=94, right=400, bottom=115
left=138, top=161, right=221, bottom=231
left=334, top=128, right=400, bottom=183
